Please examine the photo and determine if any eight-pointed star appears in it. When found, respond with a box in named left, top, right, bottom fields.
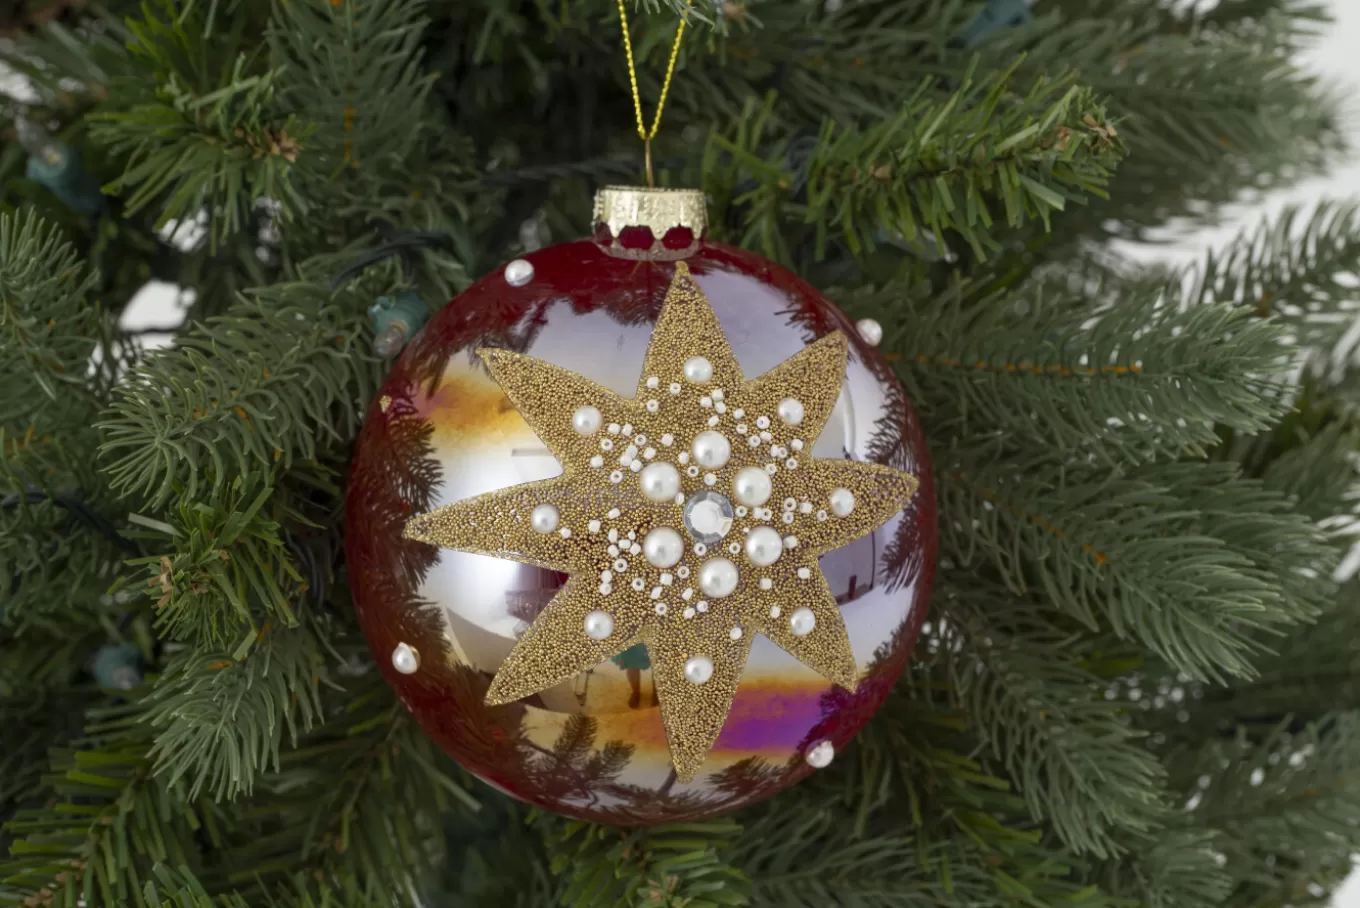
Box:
left=405, top=262, right=918, bottom=780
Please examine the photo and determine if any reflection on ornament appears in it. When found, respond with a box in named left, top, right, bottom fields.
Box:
left=400, top=262, right=921, bottom=781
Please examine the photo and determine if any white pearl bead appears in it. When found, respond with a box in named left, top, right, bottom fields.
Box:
left=732, top=466, right=772, bottom=507
left=855, top=317, right=883, bottom=347
left=684, top=356, right=714, bottom=384
left=777, top=397, right=805, bottom=426
left=789, top=607, right=816, bottom=637
left=639, top=462, right=682, bottom=502
left=391, top=642, right=419, bottom=675
left=684, top=655, right=714, bottom=685
left=504, top=258, right=535, bottom=287
left=692, top=431, right=731, bottom=469
left=829, top=487, right=856, bottom=517
left=572, top=406, right=602, bottom=435
left=805, top=739, right=835, bottom=769
left=643, top=527, right=685, bottom=568
left=583, top=610, right=615, bottom=640
left=744, top=527, right=784, bottom=567
left=530, top=504, right=560, bottom=533
left=698, top=558, right=739, bottom=598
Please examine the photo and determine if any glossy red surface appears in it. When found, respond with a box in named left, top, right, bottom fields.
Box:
left=345, top=238, right=937, bottom=824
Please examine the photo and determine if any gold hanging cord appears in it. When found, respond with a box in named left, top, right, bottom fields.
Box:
left=614, top=0, right=691, bottom=187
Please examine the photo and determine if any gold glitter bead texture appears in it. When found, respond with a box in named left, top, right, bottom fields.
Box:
left=403, top=262, right=919, bottom=781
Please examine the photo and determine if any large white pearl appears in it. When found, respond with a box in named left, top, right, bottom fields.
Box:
left=698, top=557, right=739, bottom=598
left=639, top=462, right=682, bottom=502
left=684, top=655, right=714, bottom=685
left=732, top=466, right=772, bottom=507
left=744, top=527, right=784, bottom=567
left=789, top=606, right=817, bottom=637
left=692, top=431, right=731, bottom=469
left=805, top=739, right=835, bottom=768
left=504, top=258, right=535, bottom=287
left=829, top=487, right=856, bottom=517
left=643, top=527, right=685, bottom=568
left=583, top=610, right=615, bottom=640
left=572, top=406, right=602, bottom=435
left=391, top=642, right=419, bottom=675
left=855, top=318, right=883, bottom=347
left=530, top=503, right=560, bottom=534
left=777, top=397, right=805, bottom=426
left=683, top=356, right=714, bottom=384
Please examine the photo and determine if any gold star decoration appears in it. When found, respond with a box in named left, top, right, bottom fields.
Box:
left=405, top=262, right=918, bottom=780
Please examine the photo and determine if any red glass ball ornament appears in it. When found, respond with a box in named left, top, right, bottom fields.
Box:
left=345, top=189, right=937, bottom=825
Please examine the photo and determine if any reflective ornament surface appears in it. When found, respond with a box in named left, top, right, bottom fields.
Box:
left=346, top=230, right=937, bottom=825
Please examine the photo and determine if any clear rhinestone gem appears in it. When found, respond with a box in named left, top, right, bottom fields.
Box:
left=683, top=490, right=735, bottom=544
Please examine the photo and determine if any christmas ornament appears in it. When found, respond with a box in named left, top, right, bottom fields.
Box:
left=16, top=117, right=104, bottom=216
left=960, top=0, right=1032, bottom=47
left=346, top=186, right=938, bottom=824
left=368, top=290, right=430, bottom=358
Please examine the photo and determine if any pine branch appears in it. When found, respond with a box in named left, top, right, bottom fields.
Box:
left=0, top=701, right=202, bottom=908
left=1182, top=203, right=1360, bottom=353
left=938, top=577, right=1167, bottom=857
left=704, top=63, right=1125, bottom=261
left=142, top=623, right=328, bottom=801
left=97, top=281, right=382, bottom=508
left=89, top=0, right=310, bottom=247
left=0, top=209, right=107, bottom=413
left=882, top=272, right=1290, bottom=463
left=268, top=0, right=435, bottom=181
left=541, top=815, right=751, bottom=907
left=121, top=477, right=307, bottom=654
left=940, top=455, right=1330, bottom=681
left=1167, top=714, right=1360, bottom=906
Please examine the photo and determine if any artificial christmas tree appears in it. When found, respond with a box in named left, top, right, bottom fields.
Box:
left=2, top=1, right=1358, bottom=906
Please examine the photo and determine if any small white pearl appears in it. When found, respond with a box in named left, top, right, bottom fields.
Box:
left=583, top=610, right=615, bottom=640
left=856, top=318, right=884, bottom=347
left=391, top=642, right=419, bottom=675
left=504, top=259, right=534, bottom=287
left=639, top=462, right=682, bottom=502
left=643, top=527, right=685, bottom=568
left=730, top=627, right=743, bottom=640
left=777, top=398, right=805, bottom=426
left=829, top=487, right=856, bottom=517
left=745, top=527, right=784, bottom=567
left=684, top=356, right=714, bottom=384
left=789, top=607, right=817, bottom=636
left=806, top=739, right=835, bottom=769
left=692, top=431, right=732, bottom=469
left=684, top=655, right=714, bottom=685
left=733, top=466, right=773, bottom=507
left=573, top=406, right=602, bottom=435
left=770, top=605, right=781, bottom=618
left=530, top=504, right=560, bottom=534
left=698, top=558, right=740, bottom=598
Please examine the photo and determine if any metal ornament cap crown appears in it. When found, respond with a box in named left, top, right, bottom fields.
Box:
left=592, top=185, right=707, bottom=261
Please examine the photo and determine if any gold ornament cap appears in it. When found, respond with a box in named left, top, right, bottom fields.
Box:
left=592, top=185, right=706, bottom=261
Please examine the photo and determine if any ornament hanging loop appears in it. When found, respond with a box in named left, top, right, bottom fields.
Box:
left=615, top=0, right=690, bottom=187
